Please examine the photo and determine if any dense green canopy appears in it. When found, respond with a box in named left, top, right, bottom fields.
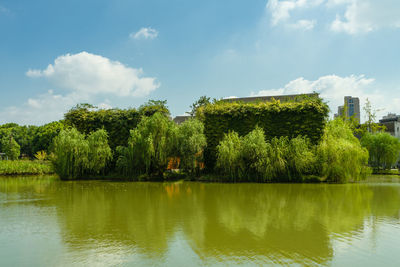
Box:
left=361, top=132, right=400, bottom=170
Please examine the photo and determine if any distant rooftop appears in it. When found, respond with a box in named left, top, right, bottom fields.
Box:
left=221, top=93, right=319, bottom=103
left=173, top=115, right=191, bottom=124
left=379, top=113, right=400, bottom=123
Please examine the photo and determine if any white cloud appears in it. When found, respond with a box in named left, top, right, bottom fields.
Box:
left=266, top=0, right=400, bottom=34
left=130, top=27, right=158, bottom=40
left=0, top=91, right=82, bottom=125
left=0, top=52, right=160, bottom=125
left=266, top=0, right=323, bottom=25
left=252, top=74, right=400, bottom=122
left=330, top=0, right=400, bottom=34
left=26, top=51, right=159, bottom=97
left=289, top=19, right=316, bottom=30
left=0, top=91, right=117, bottom=125
left=98, top=102, right=112, bottom=110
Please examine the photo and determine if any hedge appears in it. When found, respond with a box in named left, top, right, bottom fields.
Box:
left=64, top=107, right=141, bottom=151
left=64, top=102, right=170, bottom=151
left=200, top=96, right=329, bottom=169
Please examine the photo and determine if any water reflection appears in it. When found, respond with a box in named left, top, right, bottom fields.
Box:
left=0, top=176, right=400, bottom=266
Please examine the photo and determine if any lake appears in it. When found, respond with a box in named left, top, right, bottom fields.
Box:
left=0, top=176, right=400, bottom=266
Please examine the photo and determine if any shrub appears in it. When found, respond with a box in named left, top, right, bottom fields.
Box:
left=361, top=132, right=400, bottom=170
left=0, top=160, right=53, bottom=175
left=64, top=104, right=141, bottom=151
left=34, top=151, right=47, bottom=161
left=317, top=119, right=370, bottom=183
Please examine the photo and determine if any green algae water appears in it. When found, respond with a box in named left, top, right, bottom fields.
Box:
left=0, top=176, right=400, bottom=266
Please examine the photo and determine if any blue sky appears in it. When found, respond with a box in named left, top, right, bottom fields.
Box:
left=1, top=0, right=400, bottom=125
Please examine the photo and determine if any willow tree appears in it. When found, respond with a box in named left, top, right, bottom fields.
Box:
left=117, top=112, right=177, bottom=178
left=317, top=119, right=370, bottom=183
left=51, top=128, right=112, bottom=179
left=176, top=119, right=206, bottom=175
left=216, top=131, right=242, bottom=181
left=361, top=132, right=400, bottom=170
left=51, top=128, right=89, bottom=179
left=87, top=129, right=113, bottom=175
left=240, top=127, right=269, bottom=181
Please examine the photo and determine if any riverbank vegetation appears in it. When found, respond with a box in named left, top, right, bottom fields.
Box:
left=1, top=96, right=398, bottom=182
left=51, top=128, right=112, bottom=179
left=199, top=96, right=329, bottom=169
left=361, top=132, right=400, bottom=172
left=317, top=119, right=370, bottom=182
left=214, top=119, right=369, bottom=183
left=50, top=112, right=370, bottom=182
left=0, top=160, right=53, bottom=175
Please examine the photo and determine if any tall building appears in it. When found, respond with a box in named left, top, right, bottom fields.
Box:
left=334, top=96, right=360, bottom=124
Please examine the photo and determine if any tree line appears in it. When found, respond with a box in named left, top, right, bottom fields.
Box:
left=1, top=96, right=400, bottom=182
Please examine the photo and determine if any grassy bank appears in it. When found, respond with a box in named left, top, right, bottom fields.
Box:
left=0, top=160, right=54, bottom=176
left=372, top=169, right=399, bottom=175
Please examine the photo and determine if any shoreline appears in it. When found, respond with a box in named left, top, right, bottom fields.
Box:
left=1, top=173, right=398, bottom=184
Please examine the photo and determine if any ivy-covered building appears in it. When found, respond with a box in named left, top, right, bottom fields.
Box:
left=222, top=93, right=319, bottom=103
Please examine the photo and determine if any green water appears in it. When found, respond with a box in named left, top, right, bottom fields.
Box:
left=0, top=176, right=400, bottom=266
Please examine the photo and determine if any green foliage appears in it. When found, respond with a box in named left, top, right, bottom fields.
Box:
left=200, top=96, right=329, bottom=169
left=216, top=131, right=242, bottom=180
left=32, top=121, right=64, bottom=154
left=117, top=113, right=177, bottom=178
left=266, top=136, right=316, bottom=182
left=0, top=160, right=53, bottom=175
left=216, top=121, right=368, bottom=183
left=0, top=124, right=37, bottom=157
left=285, top=136, right=316, bottom=179
left=189, top=96, right=211, bottom=117
left=0, top=135, right=21, bottom=160
left=216, top=127, right=316, bottom=182
left=0, top=121, right=64, bottom=157
left=317, top=119, right=370, bottom=183
left=176, top=119, right=206, bottom=175
left=51, top=128, right=89, bottom=179
left=64, top=104, right=141, bottom=151
left=64, top=101, right=170, bottom=153
left=51, top=128, right=112, bottom=179
left=34, top=151, right=47, bottom=161
left=361, top=132, right=400, bottom=170
left=138, top=100, right=170, bottom=117
left=87, top=129, right=113, bottom=175
left=352, top=98, right=385, bottom=136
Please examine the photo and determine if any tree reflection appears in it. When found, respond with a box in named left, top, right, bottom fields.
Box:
left=0, top=177, right=399, bottom=265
